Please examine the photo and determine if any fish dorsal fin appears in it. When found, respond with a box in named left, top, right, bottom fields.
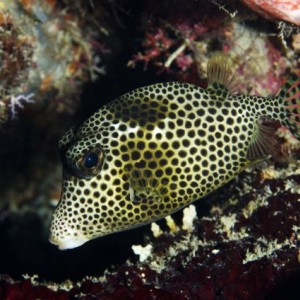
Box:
left=207, top=52, right=239, bottom=95
left=247, top=121, right=278, bottom=161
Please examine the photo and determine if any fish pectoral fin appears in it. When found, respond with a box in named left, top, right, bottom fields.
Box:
left=206, top=52, right=240, bottom=95
left=128, top=169, right=167, bottom=203
left=129, top=184, right=162, bottom=203
left=129, top=184, right=136, bottom=202
left=129, top=184, right=145, bottom=203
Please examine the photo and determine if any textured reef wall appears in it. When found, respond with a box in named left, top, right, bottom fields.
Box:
left=0, top=0, right=117, bottom=122
left=0, top=0, right=299, bottom=299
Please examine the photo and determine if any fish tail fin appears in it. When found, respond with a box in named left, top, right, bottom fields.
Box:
left=278, top=75, right=300, bottom=141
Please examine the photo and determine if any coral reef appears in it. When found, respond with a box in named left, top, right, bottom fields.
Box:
left=128, top=0, right=298, bottom=98
left=0, top=0, right=300, bottom=299
left=0, top=0, right=115, bottom=122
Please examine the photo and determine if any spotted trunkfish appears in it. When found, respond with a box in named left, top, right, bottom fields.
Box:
left=49, top=53, right=300, bottom=250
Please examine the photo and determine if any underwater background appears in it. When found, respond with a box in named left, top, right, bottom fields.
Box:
left=0, top=0, right=299, bottom=299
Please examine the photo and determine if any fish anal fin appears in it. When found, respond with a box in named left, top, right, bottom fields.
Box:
left=207, top=52, right=239, bottom=95
left=247, top=121, right=279, bottom=162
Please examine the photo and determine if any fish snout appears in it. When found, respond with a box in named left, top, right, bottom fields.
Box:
left=49, top=224, right=89, bottom=250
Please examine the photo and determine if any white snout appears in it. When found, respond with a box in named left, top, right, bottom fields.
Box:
left=49, top=229, right=89, bottom=250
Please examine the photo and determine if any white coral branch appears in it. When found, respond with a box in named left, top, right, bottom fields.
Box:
left=9, top=93, right=35, bottom=119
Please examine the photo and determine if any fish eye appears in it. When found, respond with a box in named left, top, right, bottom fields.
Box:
left=84, top=152, right=99, bottom=169
left=74, top=148, right=104, bottom=179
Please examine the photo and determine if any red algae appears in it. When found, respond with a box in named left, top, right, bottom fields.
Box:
left=128, top=0, right=296, bottom=98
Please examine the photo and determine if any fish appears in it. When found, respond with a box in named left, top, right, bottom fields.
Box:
left=49, top=52, right=300, bottom=250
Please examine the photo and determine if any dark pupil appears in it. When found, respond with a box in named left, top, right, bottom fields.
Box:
left=84, top=152, right=98, bottom=169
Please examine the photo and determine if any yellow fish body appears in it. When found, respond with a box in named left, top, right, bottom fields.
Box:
left=49, top=53, right=300, bottom=250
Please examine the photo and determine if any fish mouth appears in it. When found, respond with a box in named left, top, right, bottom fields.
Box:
left=49, top=231, right=89, bottom=250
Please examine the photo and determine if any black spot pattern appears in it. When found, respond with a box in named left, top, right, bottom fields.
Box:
left=50, top=81, right=286, bottom=247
